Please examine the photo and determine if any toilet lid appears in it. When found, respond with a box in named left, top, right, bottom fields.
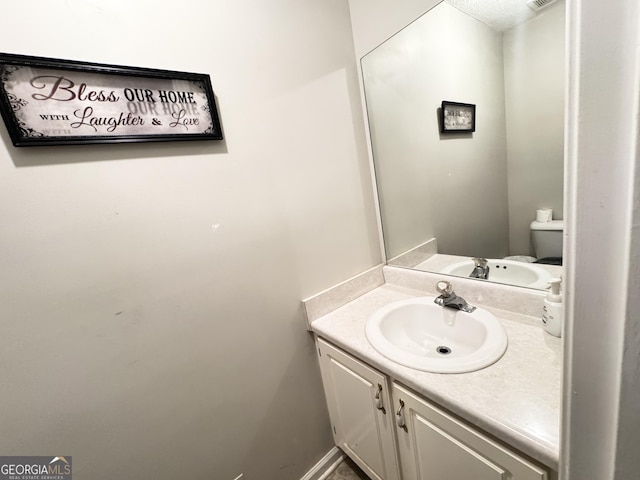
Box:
left=530, top=219, right=563, bottom=230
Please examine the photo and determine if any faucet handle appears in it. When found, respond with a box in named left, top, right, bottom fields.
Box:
left=436, top=280, right=454, bottom=297
left=473, top=257, right=488, bottom=267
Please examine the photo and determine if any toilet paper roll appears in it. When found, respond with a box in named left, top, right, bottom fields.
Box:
left=536, top=209, right=553, bottom=222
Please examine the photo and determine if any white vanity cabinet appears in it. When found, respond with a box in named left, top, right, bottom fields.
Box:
left=317, top=338, right=550, bottom=480
left=392, top=383, right=548, bottom=480
left=316, top=338, right=400, bottom=480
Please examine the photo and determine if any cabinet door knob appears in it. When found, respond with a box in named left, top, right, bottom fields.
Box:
left=396, top=398, right=408, bottom=432
left=374, top=383, right=386, bottom=414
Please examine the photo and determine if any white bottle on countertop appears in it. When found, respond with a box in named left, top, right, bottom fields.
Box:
left=542, top=278, right=563, bottom=337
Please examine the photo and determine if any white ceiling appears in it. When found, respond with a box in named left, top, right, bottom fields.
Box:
left=446, top=0, right=550, bottom=32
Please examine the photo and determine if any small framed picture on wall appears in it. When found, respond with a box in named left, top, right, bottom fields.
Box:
left=440, top=101, right=476, bottom=133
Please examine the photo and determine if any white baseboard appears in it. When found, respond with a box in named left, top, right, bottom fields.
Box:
left=300, top=447, right=345, bottom=480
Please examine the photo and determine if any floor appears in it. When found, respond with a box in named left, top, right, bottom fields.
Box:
left=326, top=457, right=370, bottom=480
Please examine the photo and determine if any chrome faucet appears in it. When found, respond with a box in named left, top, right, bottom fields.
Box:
left=434, top=280, right=476, bottom=313
left=469, top=257, right=490, bottom=280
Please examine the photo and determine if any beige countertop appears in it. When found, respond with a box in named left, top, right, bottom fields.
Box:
left=310, top=281, right=561, bottom=471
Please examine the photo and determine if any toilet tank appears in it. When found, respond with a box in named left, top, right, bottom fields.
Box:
left=530, top=220, right=564, bottom=259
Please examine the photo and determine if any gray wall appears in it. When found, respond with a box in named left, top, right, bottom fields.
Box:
left=0, top=1, right=381, bottom=479
left=348, top=0, right=442, bottom=58
left=504, top=2, right=565, bottom=256
left=361, top=2, right=510, bottom=259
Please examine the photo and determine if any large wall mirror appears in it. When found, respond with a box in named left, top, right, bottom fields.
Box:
left=362, top=0, right=565, bottom=290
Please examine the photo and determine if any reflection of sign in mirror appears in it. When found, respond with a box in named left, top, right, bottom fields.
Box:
left=441, top=101, right=476, bottom=133
left=0, top=53, right=223, bottom=146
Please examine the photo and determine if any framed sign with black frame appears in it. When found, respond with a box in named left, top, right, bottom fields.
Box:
left=440, top=101, right=476, bottom=133
left=0, top=52, right=223, bottom=147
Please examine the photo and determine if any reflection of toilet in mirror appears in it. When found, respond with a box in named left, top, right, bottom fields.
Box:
left=530, top=220, right=564, bottom=264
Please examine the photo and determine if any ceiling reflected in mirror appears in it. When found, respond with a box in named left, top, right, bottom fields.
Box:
left=448, top=0, right=558, bottom=31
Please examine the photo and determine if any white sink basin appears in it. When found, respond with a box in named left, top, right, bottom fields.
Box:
left=365, top=297, right=507, bottom=373
left=440, top=259, right=553, bottom=289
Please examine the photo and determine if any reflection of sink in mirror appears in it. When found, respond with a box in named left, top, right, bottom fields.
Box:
left=439, top=258, right=555, bottom=289
left=365, top=297, right=508, bottom=373
left=412, top=253, right=562, bottom=290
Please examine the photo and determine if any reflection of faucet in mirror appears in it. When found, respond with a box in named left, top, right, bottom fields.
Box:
left=434, top=280, right=476, bottom=313
left=361, top=0, right=566, bottom=290
left=469, top=258, right=489, bottom=280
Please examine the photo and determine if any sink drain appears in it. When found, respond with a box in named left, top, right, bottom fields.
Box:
left=436, top=345, right=452, bottom=355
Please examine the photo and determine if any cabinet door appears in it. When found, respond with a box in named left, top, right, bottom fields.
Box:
left=392, top=383, right=548, bottom=480
left=317, top=338, right=400, bottom=480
